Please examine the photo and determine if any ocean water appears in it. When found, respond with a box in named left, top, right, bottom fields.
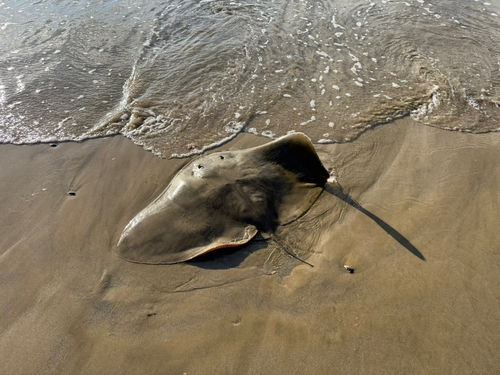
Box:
left=1, top=0, right=499, bottom=157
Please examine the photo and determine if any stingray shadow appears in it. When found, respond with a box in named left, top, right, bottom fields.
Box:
left=324, top=183, right=425, bottom=261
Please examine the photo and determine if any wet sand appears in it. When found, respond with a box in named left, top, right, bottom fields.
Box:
left=1, top=117, right=499, bottom=374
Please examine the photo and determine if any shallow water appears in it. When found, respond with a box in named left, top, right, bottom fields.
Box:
left=1, top=0, right=499, bottom=157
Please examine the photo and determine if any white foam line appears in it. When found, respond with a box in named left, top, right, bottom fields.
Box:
left=170, top=131, right=241, bottom=159
left=170, top=121, right=246, bottom=159
left=331, top=16, right=345, bottom=29
left=316, top=50, right=333, bottom=61
left=57, top=116, right=73, bottom=129
left=0, top=22, right=16, bottom=30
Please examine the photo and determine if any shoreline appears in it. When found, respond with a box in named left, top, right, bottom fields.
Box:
left=1, top=117, right=499, bottom=374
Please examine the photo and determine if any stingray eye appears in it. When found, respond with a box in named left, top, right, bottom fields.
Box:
left=198, top=164, right=204, bottom=169
left=220, top=156, right=224, bottom=160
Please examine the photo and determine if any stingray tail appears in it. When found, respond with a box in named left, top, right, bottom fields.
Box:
left=271, top=234, right=314, bottom=267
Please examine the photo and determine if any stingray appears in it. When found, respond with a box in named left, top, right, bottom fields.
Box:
left=117, top=133, right=330, bottom=264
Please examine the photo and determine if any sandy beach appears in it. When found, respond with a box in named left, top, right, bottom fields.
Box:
left=0, top=116, right=499, bottom=374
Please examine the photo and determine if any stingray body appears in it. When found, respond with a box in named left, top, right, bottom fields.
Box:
left=117, top=133, right=329, bottom=264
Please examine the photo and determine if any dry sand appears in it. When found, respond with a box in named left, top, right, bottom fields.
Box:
left=1, top=117, right=499, bottom=374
